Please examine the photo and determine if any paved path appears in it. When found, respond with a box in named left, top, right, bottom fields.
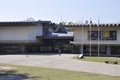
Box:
left=0, top=54, right=120, bottom=76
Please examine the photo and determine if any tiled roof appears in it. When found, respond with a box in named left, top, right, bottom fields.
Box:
left=64, top=23, right=120, bottom=27
left=0, top=21, right=51, bottom=26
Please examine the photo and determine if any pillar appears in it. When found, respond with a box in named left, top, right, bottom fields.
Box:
left=80, top=46, right=83, bottom=54
left=106, top=46, right=111, bottom=56
left=21, top=44, right=25, bottom=53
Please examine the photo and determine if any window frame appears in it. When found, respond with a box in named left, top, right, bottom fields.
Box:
left=88, top=31, right=117, bottom=40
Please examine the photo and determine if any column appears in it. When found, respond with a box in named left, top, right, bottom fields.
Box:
left=21, top=44, right=25, bottom=53
left=80, top=46, right=83, bottom=54
left=106, top=46, right=111, bottom=56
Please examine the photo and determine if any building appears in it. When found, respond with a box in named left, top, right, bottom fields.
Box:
left=65, top=23, right=120, bottom=56
left=3, top=20, right=120, bottom=56
left=37, top=24, right=74, bottom=53
left=0, top=21, right=73, bottom=54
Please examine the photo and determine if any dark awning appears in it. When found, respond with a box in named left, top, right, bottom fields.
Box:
left=36, top=36, right=73, bottom=40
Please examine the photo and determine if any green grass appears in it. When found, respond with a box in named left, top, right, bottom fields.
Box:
left=75, top=56, right=120, bottom=64
left=0, top=64, right=120, bottom=80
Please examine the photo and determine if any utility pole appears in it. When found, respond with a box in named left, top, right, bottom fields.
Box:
left=89, top=18, right=92, bottom=56
left=97, top=17, right=100, bottom=56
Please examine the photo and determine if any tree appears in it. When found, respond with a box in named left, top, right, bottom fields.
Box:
left=68, top=22, right=74, bottom=25
left=59, top=21, right=66, bottom=25
left=25, top=17, right=35, bottom=22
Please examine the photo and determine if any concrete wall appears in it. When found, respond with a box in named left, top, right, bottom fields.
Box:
left=0, top=24, right=42, bottom=42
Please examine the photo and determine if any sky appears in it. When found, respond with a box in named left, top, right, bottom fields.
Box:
left=0, top=0, right=120, bottom=23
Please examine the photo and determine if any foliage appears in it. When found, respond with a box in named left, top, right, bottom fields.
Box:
left=25, top=17, right=35, bottom=22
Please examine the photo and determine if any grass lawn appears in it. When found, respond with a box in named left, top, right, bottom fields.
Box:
left=75, top=56, right=120, bottom=64
left=0, top=64, right=120, bottom=80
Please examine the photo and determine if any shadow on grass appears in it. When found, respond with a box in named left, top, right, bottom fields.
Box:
left=0, top=70, right=41, bottom=80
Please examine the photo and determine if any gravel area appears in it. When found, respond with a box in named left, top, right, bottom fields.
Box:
left=0, top=54, right=120, bottom=76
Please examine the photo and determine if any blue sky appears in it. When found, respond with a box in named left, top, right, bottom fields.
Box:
left=0, top=0, right=120, bottom=23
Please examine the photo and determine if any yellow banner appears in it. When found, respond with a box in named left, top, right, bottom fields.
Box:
left=103, top=31, right=109, bottom=38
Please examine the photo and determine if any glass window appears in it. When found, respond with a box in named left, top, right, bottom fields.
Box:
left=84, top=45, right=106, bottom=53
left=88, top=31, right=116, bottom=40
left=102, top=31, right=116, bottom=40
left=109, top=31, right=116, bottom=40
left=88, top=31, right=101, bottom=40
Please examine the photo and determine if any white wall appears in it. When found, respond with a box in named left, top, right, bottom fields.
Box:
left=72, top=26, right=120, bottom=43
left=28, top=24, right=43, bottom=41
left=73, top=27, right=90, bottom=42
left=0, top=24, right=43, bottom=42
